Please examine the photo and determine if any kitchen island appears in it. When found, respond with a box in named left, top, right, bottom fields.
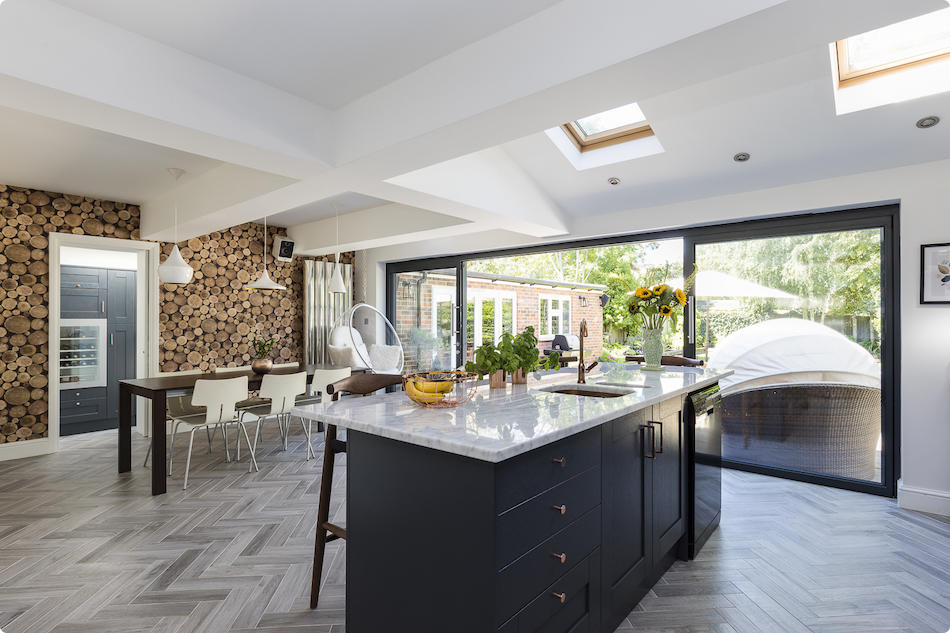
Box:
left=293, top=365, right=729, bottom=633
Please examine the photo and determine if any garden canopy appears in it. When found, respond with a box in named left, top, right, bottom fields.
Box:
left=707, top=318, right=880, bottom=392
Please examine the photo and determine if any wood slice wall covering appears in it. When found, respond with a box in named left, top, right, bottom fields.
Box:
left=0, top=183, right=353, bottom=444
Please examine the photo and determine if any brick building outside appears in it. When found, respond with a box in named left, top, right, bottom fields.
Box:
left=394, top=270, right=605, bottom=373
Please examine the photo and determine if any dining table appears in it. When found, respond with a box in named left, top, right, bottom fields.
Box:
left=118, top=364, right=355, bottom=495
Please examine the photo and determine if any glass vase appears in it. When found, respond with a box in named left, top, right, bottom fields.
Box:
left=642, top=327, right=664, bottom=371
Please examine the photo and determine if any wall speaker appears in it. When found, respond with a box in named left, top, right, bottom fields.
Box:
left=273, top=236, right=295, bottom=262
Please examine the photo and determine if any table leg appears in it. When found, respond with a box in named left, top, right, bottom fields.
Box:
left=151, top=391, right=167, bottom=495
left=118, top=383, right=132, bottom=473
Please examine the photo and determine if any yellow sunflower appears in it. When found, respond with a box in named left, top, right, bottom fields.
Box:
left=659, top=305, right=673, bottom=316
left=652, top=284, right=667, bottom=296
left=634, top=288, right=652, bottom=299
left=628, top=303, right=641, bottom=314
left=674, top=288, right=687, bottom=306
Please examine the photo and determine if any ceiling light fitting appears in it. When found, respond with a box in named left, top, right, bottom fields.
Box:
left=245, top=215, right=286, bottom=290
left=607, top=177, right=621, bottom=185
left=733, top=152, right=751, bottom=162
left=157, top=168, right=194, bottom=285
left=916, top=115, right=940, bottom=128
left=329, top=205, right=347, bottom=295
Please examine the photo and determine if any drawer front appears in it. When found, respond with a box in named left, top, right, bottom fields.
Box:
left=496, top=428, right=600, bottom=513
left=62, top=387, right=107, bottom=400
left=497, top=507, right=600, bottom=621
left=518, top=556, right=591, bottom=633
left=61, top=394, right=108, bottom=424
left=497, top=466, right=600, bottom=568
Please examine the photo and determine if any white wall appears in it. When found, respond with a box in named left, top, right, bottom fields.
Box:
left=361, top=157, right=950, bottom=515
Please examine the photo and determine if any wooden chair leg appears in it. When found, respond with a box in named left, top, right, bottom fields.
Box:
left=311, top=424, right=337, bottom=609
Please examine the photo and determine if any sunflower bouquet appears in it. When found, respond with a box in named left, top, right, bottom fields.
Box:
left=627, top=283, right=689, bottom=331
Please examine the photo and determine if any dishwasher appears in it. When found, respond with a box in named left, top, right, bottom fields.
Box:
left=684, top=383, right=723, bottom=559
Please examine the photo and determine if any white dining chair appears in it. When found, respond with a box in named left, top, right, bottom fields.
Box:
left=294, top=368, right=352, bottom=451
left=181, top=376, right=255, bottom=489
left=241, top=371, right=308, bottom=469
left=143, top=394, right=212, bottom=469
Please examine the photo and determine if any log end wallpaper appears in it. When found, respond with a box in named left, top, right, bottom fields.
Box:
left=0, top=182, right=352, bottom=444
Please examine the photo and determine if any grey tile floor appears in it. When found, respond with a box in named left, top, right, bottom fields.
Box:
left=0, top=429, right=947, bottom=633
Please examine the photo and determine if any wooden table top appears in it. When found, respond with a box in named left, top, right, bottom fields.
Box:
left=119, top=364, right=358, bottom=395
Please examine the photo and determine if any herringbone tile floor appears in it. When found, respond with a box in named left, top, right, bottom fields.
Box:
left=0, top=429, right=948, bottom=633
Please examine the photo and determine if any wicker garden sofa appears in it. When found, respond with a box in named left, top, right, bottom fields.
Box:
left=721, top=382, right=881, bottom=481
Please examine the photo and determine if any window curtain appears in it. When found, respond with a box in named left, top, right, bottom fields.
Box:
left=303, top=259, right=353, bottom=366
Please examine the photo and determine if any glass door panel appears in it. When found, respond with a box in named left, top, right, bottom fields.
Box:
left=393, top=269, right=458, bottom=372
left=60, top=318, right=107, bottom=388
left=692, top=228, right=885, bottom=485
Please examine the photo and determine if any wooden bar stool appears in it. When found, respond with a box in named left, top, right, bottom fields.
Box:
left=310, top=373, right=404, bottom=609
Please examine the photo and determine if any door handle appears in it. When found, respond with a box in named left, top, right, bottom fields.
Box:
left=101, top=300, right=105, bottom=313
left=640, top=424, right=656, bottom=459
left=110, top=333, right=114, bottom=345
left=648, top=420, right=663, bottom=454
left=687, top=296, right=695, bottom=345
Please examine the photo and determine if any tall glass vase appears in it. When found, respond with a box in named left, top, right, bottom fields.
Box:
left=642, top=326, right=664, bottom=371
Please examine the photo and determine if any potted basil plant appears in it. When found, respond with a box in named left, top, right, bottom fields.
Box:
left=509, top=326, right=560, bottom=384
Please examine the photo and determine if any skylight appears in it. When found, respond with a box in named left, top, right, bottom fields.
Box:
left=836, top=8, right=950, bottom=85
left=562, top=102, right=653, bottom=152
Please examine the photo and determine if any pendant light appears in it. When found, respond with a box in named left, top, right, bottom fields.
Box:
left=157, top=168, right=194, bottom=284
left=329, top=206, right=347, bottom=295
left=246, top=215, right=286, bottom=290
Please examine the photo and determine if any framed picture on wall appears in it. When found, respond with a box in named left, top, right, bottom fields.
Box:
left=920, top=242, right=950, bottom=303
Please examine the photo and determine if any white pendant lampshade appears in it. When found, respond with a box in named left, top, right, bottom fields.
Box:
left=158, top=244, right=194, bottom=284
left=246, top=216, right=286, bottom=290
left=158, top=167, right=193, bottom=285
left=329, top=259, right=346, bottom=294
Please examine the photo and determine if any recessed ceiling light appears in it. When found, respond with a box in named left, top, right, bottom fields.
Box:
left=916, top=115, right=940, bottom=128
left=607, top=177, right=621, bottom=185
left=733, top=152, right=750, bottom=162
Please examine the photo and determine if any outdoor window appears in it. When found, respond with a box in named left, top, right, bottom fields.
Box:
left=469, top=290, right=516, bottom=347
left=539, top=295, right=571, bottom=337
left=561, top=102, right=654, bottom=152
left=836, top=8, right=950, bottom=85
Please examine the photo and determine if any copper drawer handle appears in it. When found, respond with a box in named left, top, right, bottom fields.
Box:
left=552, top=592, right=567, bottom=604
left=552, top=552, right=567, bottom=564
left=551, top=456, right=566, bottom=467
left=552, top=504, right=567, bottom=515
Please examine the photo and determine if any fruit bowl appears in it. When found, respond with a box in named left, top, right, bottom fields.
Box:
left=403, top=371, right=478, bottom=408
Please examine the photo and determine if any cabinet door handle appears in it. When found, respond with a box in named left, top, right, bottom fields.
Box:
left=640, top=425, right=656, bottom=459
left=551, top=456, right=566, bottom=467
left=74, top=283, right=81, bottom=287
left=552, top=592, right=567, bottom=604
left=551, top=504, right=567, bottom=515
left=551, top=552, right=567, bottom=564
left=101, top=300, right=105, bottom=313
left=110, top=333, right=114, bottom=345
left=648, top=420, right=663, bottom=454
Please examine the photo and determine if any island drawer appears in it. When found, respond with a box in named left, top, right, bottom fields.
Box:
left=503, top=553, right=593, bottom=633
left=496, top=466, right=600, bottom=568
left=497, top=506, right=600, bottom=621
left=496, top=428, right=600, bottom=514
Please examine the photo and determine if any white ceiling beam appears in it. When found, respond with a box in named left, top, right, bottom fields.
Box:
left=0, top=0, right=332, bottom=179
left=287, top=203, right=481, bottom=256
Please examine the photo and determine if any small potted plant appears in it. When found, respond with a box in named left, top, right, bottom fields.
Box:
left=509, top=326, right=560, bottom=384
left=465, top=342, right=506, bottom=388
left=251, top=334, right=276, bottom=374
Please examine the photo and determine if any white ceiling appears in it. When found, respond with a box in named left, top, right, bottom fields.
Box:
left=1, top=0, right=946, bottom=252
left=501, top=46, right=950, bottom=221
left=0, top=105, right=220, bottom=202
left=51, top=0, right=562, bottom=108
left=266, top=192, right=388, bottom=227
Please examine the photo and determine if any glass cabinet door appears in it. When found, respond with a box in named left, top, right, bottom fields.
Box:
left=60, top=318, right=107, bottom=389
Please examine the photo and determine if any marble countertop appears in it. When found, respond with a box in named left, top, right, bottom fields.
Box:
left=292, top=364, right=731, bottom=462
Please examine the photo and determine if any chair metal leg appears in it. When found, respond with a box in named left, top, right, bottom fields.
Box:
left=222, top=423, right=231, bottom=463
left=144, top=440, right=151, bottom=467
left=235, top=421, right=242, bottom=462
left=283, top=414, right=290, bottom=451
left=183, top=427, right=199, bottom=490
left=205, top=426, right=213, bottom=453
left=240, top=422, right=259, bottom=473
left=302, top=418, right=314, bottom=460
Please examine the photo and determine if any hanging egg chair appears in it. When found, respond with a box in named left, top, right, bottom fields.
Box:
left=327, top=303, right=404, bottom=374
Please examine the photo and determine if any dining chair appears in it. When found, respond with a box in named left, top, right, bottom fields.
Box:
left=143, top=394, right=211, bottom=469
left=181, top=376, right=255, bottom=489
left=241, top=371, right=309, bottom=469
left=295, top=368, right=352, bottom=434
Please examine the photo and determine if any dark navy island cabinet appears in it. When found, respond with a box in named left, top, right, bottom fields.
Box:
left=60, top=265, right=136, bottom=435
left=344, top=394, right=688, bottom=633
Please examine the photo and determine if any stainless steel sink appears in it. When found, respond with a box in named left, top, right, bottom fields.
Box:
left=593, top=381, right=652, bottom=389
left=541, top=385, right=637, bottom=398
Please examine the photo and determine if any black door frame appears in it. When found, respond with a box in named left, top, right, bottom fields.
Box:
left=386, top=203, right=900, bottom=497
